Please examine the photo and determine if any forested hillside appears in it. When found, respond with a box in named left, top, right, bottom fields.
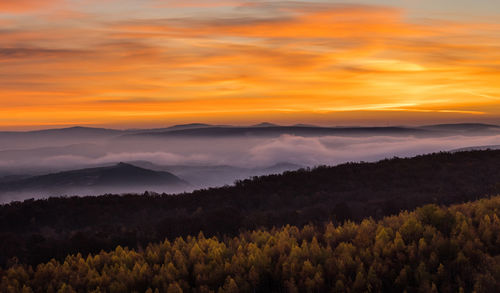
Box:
left=2, top=150, right=500, bottom=267
left=2, top=195, right=500, bottom=292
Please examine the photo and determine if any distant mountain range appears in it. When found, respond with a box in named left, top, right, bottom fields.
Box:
left=419, top=123, right=500, bottom=132
left=126, top=125, right=431, bottom=138
left=0, top=122, right=498, bottom=150
left=1, top=122, right=499, bottom=140
left=452, top=144, right=500, bottom=152
left=0, top=126, right=127, bottom=137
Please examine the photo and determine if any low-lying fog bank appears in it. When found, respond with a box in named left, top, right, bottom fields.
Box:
left=0, top=123, right=499, bottom=203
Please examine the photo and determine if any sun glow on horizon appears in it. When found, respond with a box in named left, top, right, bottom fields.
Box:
left=1, top=0, right=500, bottom=129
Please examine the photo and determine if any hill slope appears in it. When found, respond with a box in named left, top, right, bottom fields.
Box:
left=124, top=123, right=500, bottom=138
left=3, top=194, right=500, bottom=292
left=0, top=163, right=188, bottom=200
left=1, top=150, right=500, bottom=266
left=126, top=125, right=429, bottom=138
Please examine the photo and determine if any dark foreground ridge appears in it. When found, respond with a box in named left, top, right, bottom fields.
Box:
left=2, top=193, right=500, bottom=292
left=2, top=150, right=500, bottom=266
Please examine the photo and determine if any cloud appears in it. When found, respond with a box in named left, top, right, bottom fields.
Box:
left=113, top=4, right=408, bottom=39
left=0, top=0, right=62, bottom=12
left=1, top=134, right=500, bottom=171
left=153, top=0, right=242, bottom=8
left=0, top=1, right=499, bottom=127
left=0, top=150, right=221, bottom=169
left=247, top=134, right=500, bottom=167
left=0, top=47, right=85, bottom=60
left=41, top=152, right=215, bottom=166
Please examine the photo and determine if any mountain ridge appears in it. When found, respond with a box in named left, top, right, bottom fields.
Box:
left=2, top=122, right=499, bottom=135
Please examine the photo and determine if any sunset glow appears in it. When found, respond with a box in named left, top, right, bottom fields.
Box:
left=1, top=0, right=500, bottom=129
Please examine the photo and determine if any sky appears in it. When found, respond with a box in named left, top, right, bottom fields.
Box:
left=1, top=0, right=500, bottom=129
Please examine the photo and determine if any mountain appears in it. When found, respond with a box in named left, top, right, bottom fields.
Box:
left=162, top=123, right=216, bottom=131
left=452, top=144, right=500, bottom=152
left=0, top=163, right=188, bottom=201
left=418, top=123, right=500, bottom=134
left=292, top=123, right=318, bottom=127
left=126, top=125, right=430, bottom=138
left=124, top=123, right=500, bottom=139
left=0, top=126, right=126, bottom=137
left=2, top=123, right=499, bottom=147
left=252, top=122, right=280, bottom=127
left=0, top=127, right=129, bottom=149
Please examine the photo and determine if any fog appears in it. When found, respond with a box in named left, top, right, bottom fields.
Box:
left=0, top=125, right=499, bottom=203
left=1, top=134, right=499, bottom=170
left=0, top=185, right=190, bottom=205
left=248, top=134, right=500, bottom=166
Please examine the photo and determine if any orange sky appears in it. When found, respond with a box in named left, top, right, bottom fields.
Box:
left=1, top=0, right=500, bottom=129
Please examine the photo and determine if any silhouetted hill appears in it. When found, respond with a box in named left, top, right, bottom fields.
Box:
left=2, top=150, right=500, bottom=266
left=0, top=127, right=129, bottom=149
left=2, top=123, right=499, bottom=139
left=2, top=123, right=499, bottom=149
left=4, top=196, right=500, bottom=292
left=0, top=126, right=126, bottom=138
left=121, top=123, right=500, bottom=138
left=129, top=123, right=222, bottom=133
left=163, top=123, right=216, bottom=130
left=252, top=122, right=280, bottom=127
left=419, top=123, right=500, bottom=134
left=452, top=144, right=500, bottom=152
left=128, top=126, right=431, bottom=138
left=0, top=163, right=188, bottom=200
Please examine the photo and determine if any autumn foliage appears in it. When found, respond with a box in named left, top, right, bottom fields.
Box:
left=2, top=195, right=500, bottom=292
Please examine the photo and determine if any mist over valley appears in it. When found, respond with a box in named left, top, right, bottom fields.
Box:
left=1, top=123, right=499, bottom=203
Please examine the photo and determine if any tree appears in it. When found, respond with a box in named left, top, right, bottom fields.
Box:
left=167, top=282, right=183, bottom=293
left=219, top=277, right=238, bottom=293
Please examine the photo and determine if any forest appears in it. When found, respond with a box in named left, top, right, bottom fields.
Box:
left=2, top=150, right=500, bottom=267
left=2, top=194, right=500, bottom=292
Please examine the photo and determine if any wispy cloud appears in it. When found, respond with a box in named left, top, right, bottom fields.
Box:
left=0, top=1, right=499, bottom=127
left=0, top=0, right=62, bottom=13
